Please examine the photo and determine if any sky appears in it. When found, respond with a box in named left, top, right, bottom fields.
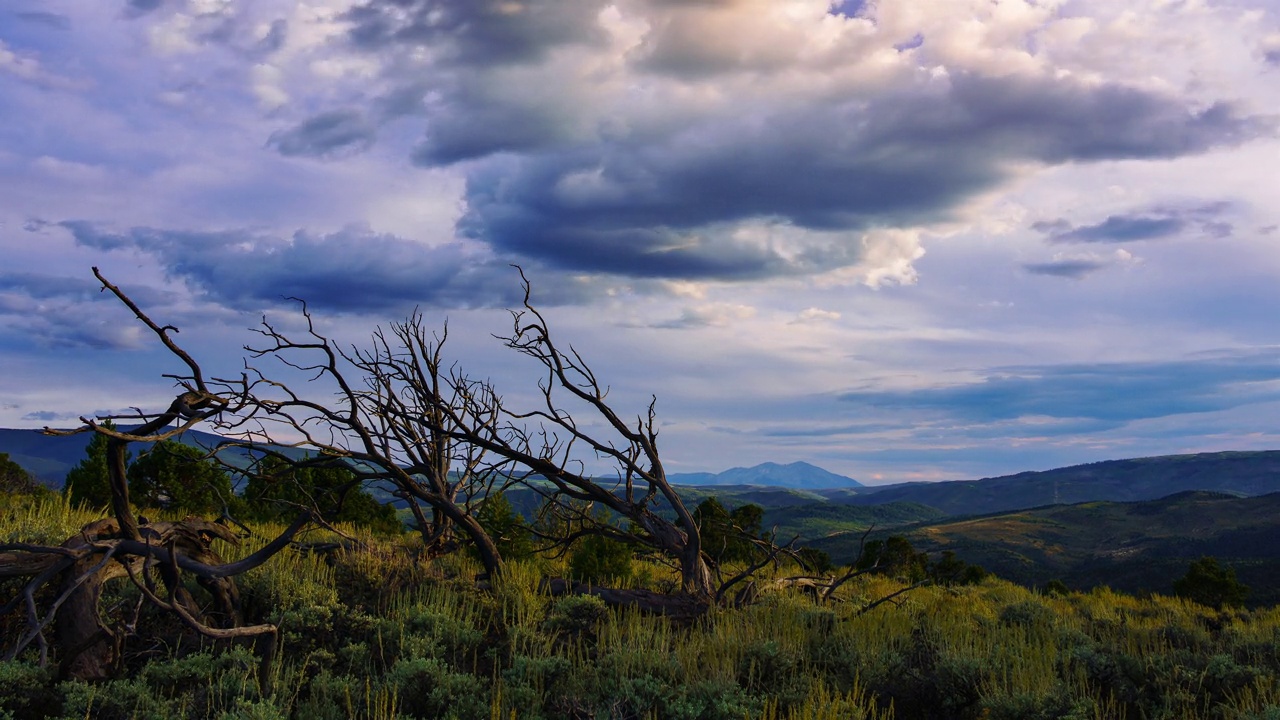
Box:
left=2, top=0, right=1279, bottom=485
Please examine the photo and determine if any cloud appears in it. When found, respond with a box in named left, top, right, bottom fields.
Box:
left=837, top=353, right=1280, bottom=425
left=1035, top=201, right=1235, bottom=244
left=0, top=276, right=148, bottom=351
left=57, top=220, right=602, bottom=313
left=21, top=410, right=67, bottom=422
left=268, top=109, right=376, bottom=159
left=1022, top=258, right=1109, bottom=279
left=1021, top=248, right=1134, bottom=279
left=651, top=302, right=756, bottom=329
left=792, top=308, right=841, bottom=324
left=343, top=0, right=609, bottom=66
left=447, top=73, right=1264, bottom=281
left=310, top=1, right=1276, bottom=284
left=15, top=12, right=71, bottom=30
left=125, top=0, right=165, bottom=18
left=0, top=40, right=84, bottom=90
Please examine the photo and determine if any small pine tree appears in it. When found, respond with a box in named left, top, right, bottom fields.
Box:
left=692, top=497, right=765, bottom=564
left=476, top=491, right=532, bottom=559
left=127, top=440, right=234, bottom=515
left=64, top=420, right=128, bottom=508
left=242, top=455, right=400, bottom=534
left=1173, top=556, right=1249, bottom=609
left=569, top=532, right=633, bottom=585
left=857, top=536, right=928, bottom=582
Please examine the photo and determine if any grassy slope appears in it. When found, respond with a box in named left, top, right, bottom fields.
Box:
left=6, top=494, right=1280, bottom=719
left=844, top=490, right=1280, bottom=605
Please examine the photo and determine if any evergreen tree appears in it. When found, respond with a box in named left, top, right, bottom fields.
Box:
left=569, top=533, right=634, bottom=584
left=127, top=440, right=234, bottom=514
left=691, top=497, right=765, bottom=564
left=243, top=455, right=401, bottom=534
left=1173, top=556, right=1249, bottom=609
left=476, top=491, right=532, bottom=559
left=0, top=452, right=41, bottom=495
left=63, top=420, right=126, bottom=508
left=857, top=536, right=928, bottom=582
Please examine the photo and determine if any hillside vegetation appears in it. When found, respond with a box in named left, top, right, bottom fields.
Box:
left=5, top=495, right=1280, bottom=720
left=839, top=451, right=1280, bottom=515
left=844, top=491, right=1280, bottom=607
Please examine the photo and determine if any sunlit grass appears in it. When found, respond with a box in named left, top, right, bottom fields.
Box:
left=4, top=492, right=1280, bottom=719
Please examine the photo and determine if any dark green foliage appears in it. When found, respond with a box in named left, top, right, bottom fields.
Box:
left=63, top=420, right=124, bottom=508
left=692, top=497, right=765, bottom=564
left=857, top=535, right=928, bottom=581
left=1173, top=556, right=1250, bottom=609
left=388, top=657, right=490, bottom=720
left=1042, top=579, right=1070, bottom=596
left=796, top=546, right=834, bottom=574
left=0, top=452, right=47, bottom=497
left=241, top=455, right=400, bottom=534
left=930, top=550, right=988, bottom=586
left=542, top=594, right=608, bottom=640
left=127, top=440, right=234, bottom=514
left=0, top=661, right=59, bottom=720
left=475, top=491, right=532, bottom=559
left=568, top=532, right=634, bottom=584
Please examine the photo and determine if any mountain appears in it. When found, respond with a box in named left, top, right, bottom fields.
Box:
left=668, top=461, right=864, bottom=489
left=819, top=491, right=1280, bottom=607
left=834, top=451, right=1280, bottom=515
left=0, top=426, right=243, bottom=487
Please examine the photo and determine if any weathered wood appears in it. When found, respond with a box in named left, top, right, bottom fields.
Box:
left=0, top=552, right=63, bottom=578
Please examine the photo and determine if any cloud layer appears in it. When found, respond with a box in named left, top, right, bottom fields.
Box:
left=1, top=0, right=1279, bottom=481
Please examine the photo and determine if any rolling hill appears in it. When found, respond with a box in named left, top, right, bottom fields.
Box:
left=809, top=490, right=1280, bottom=606
left=833, top=451, right=1280, bottom=515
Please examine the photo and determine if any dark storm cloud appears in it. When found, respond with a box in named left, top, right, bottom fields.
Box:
left=837, top=353, right=1280, bottom=425
left=410, top=87, right=569, bottom=165
left=16, top=12, right=71, bottom=30
left=268, top=109, right=376, bottom=159
left=448, top=73, right=1267, bottom=279
left=343, top=0, right=608, bottom=66
left=1022, top=259, right=1109, bottom=279
left=1036, top=201, right=1235, bottom=244
left=58, top=221, right=601, bottom=313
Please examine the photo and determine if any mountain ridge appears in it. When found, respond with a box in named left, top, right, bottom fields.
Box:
left=668, top=461, right=864, bottom=489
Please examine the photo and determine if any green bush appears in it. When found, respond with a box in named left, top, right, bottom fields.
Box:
left=0, top=661, right=57, bottom=720
left=1173, top=556, right=1250, bottom=609
left=568, top=533, right=633, bottom=585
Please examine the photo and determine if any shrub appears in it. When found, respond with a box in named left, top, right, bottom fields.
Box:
left=1173, top=556, right=1249, bottom=609
left=568, top=534, right=633, bottom=585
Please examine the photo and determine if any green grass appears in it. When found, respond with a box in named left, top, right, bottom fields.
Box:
left=3, top=494, right=1280, bottom=719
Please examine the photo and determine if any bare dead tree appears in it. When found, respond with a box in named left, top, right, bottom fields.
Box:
left=0, top=268, right=311, bottom=682
left=416, top=269, right=718, bottom=601
left=217, top=305, right=512, bottom=577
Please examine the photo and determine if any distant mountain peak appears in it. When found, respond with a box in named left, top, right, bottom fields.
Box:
left=669, top=461, right=863, bottom=489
